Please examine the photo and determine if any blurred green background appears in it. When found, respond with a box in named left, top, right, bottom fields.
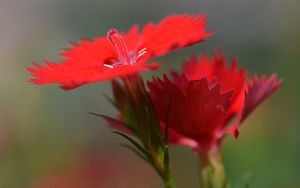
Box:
left=0, top=0, right=299, bottom=187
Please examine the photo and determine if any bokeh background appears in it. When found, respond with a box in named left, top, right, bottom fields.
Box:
left=0, top=0, right=299, bottom=187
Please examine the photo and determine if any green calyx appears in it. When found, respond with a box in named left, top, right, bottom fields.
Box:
left=110, top=75, right=176, bottom=188
left=198, top=147, right=230, bottom=188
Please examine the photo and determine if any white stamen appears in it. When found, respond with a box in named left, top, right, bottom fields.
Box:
left=103, top=64, right=114, bottom=69
left=138, top=48, right=147, bottom=54
left=137, top=48, right=147, bottom=59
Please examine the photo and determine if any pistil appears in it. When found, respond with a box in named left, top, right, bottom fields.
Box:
left=107, top=29, right=131, bottom=65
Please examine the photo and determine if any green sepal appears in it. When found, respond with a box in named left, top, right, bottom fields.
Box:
left=198, top=149, right=230, bottom=188
left=112, top=131, right=151, bottom=160
left=111, top=79, right=128, bottom=113
left=102, top=93, right=116, bottom=106
left=118, top=143, right=149, bottom=162
left=163, top=145, right=170, bottom=172
left=88, top=112, right=136, bottom=134
left=164, top=99, right=172, bottom=144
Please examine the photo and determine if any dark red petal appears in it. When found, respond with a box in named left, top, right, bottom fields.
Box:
left=161, top=123, right=198, bottom=148
left=182, top=51, right=248, bottom=133
left=226, top=121, right=241, bottom=138
left=139, top=14, right=213, bottom=61
left=183, top=79, right=233, bottom=135
left=183, top=50, right=247, bottom=97
left=242, top=73, right=281, bottom=120
left=148, top=75, right=233, bottom=149
left=28, top=61, right=159, bottom=90
left=227, top=73, right=281, bottom=138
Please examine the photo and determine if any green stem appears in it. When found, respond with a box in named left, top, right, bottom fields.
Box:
left=198, top=147, right=230, bottom=188
left=163, top=166, right=176, bottom=188
left=153, top=158, right=176, bottom=188
left=150, top=148, right=176, bottom=188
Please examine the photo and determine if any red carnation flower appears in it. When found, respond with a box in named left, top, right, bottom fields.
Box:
left=28, top=14, right=212, bottom=90
left=147, top=51, right=281, bottom=154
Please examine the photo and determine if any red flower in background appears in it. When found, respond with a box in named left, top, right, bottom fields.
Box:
left=148, top=51, right=281, bottom=153
left=28, top=14, right=212, bottom=90
left=31, top=154, right=114, bottom=188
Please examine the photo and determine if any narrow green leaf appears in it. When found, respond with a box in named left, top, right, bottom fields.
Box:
left=102, top=93, right=116, bottom=106
left=88, top=112, right=129, bottom=127
left=118, top=143, right=149, bottom=163
left=89, top=112, right=138, bottom=135
left=164, top=99, right=172, bottom=144
left=163, top=145, right=170, bottom=170
left=112, top=131, right=150, bottom=158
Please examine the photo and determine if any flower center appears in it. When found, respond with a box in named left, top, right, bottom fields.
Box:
left=105, top=28, right=147, bottom=69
